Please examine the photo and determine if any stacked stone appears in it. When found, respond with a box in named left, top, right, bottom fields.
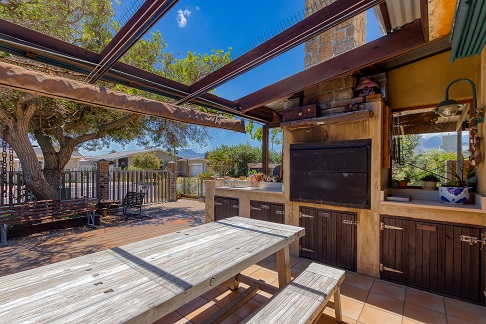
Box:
left=302, top=0, right=366, bottom=115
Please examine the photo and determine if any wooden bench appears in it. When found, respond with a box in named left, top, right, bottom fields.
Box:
left=0, top=197, right=95, bottom=246
left=121, top=191, right=145, bottom=219
left=244, top=262, right=345, bottom=324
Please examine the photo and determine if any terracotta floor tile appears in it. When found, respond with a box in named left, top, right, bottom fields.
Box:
left=319, top=308, right=357, bottom=324
left=402, top=303, right=447, bottom=324
left=248, top=268, right=278, bottom=284
left=251, top=290, right=273, bottom=304
left=184, top=300, right=221, bottom=324
left=200, top=284, right=228, bottom=302
left=174, top=317, right=193, bottom=324
left=405, top=287, right=445, bottom=313
left=175, top=297, right=208, bottom=316
left=341, top=283, right=369, bottom=303
left=446, top=315, right=476, bottom=324
left=152, top=311, right=183, bottom=324
left=365, top=292, right=404, bottom=315
left=343, top=273, right=374, bottom=291
left=358, top=305, right=402, bottom=324
left=340, top=296, right=366, bottom=320
left=233, top=299, right=263, bottom=319
left=211, top=288, right=244, bottom=308
left=444, top=297, right=486, bottom=323
left=370, top=280, right=406, bottom=301
left=240, top=265, right=260, bottom=276
left=220, top=314, right=243, bottom=324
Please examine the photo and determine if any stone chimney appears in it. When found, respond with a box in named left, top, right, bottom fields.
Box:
left=303, top=0, right=366, bottom=114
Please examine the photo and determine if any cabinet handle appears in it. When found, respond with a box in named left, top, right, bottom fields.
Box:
left=261, top=204, right=270, bottom=209
left=250, top=206, right=261, bottom=211
left=275, top=210, right=284, bottom=215
left=214, top=202, right=223, bottom=206
left=231, top=205, right=239, bottom=209
left=417, top=224, right=436, bottom=232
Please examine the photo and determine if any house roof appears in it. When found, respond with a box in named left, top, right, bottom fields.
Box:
left=13, top=146, right=83, bottom=159
left=85, top=148, right=181, bottom=161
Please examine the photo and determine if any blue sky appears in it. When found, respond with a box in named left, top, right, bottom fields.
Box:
left=80, top=2, right=382, bottom=156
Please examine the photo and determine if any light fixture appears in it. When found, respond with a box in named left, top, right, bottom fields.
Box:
left=435, top=78, right=477, bottom=127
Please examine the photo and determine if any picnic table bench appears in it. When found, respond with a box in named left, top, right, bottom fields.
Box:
left=0, top=216, right=304, bottom=323
left=0, top=197, right=95, bottom=245
left=244, top=262, right=345, bottom=323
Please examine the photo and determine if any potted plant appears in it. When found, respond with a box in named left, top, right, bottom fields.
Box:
left=420, top=174, right=440, bottom=190
left=438, top=165, right=473, bottom=204
left=398, top=175, right=411, bottom=189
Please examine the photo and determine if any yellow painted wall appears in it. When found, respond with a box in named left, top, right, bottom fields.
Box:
left=387, top=51, right=480, bottom=109
left=477, top=48, right=486, bottom=196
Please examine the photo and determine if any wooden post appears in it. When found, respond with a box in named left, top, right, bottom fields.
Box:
left=276, top=245, right=291, bottom=288
left=262, top=125, right=269, bottom=175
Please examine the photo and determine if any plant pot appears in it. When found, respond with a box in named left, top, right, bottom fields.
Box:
left=422, top=181, right=438, bottom=190
left=438, top=186, right=472, bottom=204
left=398, top=180, right=408, bottom=188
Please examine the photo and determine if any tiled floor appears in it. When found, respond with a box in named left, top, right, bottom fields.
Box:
left=2, top=200, right=485, bottom=323
left=157, top=255, right=486, bottom=324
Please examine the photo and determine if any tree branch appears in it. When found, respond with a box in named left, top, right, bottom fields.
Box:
left=70, top=114, right=139, bottom=147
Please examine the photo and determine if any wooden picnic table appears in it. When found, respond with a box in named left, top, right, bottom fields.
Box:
left=0, top=216, right=304, bottom=323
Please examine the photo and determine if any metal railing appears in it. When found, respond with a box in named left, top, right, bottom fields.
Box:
left=110, top=169, right=170, bottom=204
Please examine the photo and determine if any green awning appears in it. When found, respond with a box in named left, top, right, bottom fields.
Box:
left=450, top=0, right=486, bottom=62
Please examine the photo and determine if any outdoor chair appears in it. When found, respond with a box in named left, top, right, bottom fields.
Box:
left=121, top=191, right=145, bottom=220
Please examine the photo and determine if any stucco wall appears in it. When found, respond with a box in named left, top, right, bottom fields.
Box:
left=387, top=51, right=480, bottom=109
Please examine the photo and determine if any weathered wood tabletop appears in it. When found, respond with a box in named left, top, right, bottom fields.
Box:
left=0, top=216, right=304, bottom=323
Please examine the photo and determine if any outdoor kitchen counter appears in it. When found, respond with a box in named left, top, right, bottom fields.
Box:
left=380, top=199, right=486, bottom=226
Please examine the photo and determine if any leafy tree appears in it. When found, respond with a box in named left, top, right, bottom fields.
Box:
left=132, top=152, right=162, bottom=170
left=208, top=144, right=282, bottom=177
left=0, top=1, right=230, bottom=200
left=245, top=121, right=283, bottom=146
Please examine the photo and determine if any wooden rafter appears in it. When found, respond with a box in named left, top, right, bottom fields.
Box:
left=237, top=21, right=424, bottom=112
left=176, top=0, right=385, bottom=105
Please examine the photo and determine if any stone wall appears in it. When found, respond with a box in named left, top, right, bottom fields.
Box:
left=301, top=0, right=367, bottom=114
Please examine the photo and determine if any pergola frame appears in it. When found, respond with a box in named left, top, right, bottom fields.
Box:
left=0, top=0, right=402, bottom=124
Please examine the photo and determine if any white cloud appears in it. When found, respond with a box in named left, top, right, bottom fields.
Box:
left=195, top=6, right=200, bottom=10
left=176, top=9, right=191, bottom=28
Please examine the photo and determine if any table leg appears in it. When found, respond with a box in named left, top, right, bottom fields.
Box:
left=334, top=286, right=343, bottom=322
left=276, top=245, right=291, bottom=288
left=227, top=275, right=239, bottom=291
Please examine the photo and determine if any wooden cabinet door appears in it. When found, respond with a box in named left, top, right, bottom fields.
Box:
left=299, top=207, right=357, bottom=271
left=250, top=201, right=284, bottom=224
left=381, top=216, right=485, bottom=304
left=214, top=196, right=239, bottom=221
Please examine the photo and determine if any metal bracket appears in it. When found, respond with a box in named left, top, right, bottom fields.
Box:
left=261, top=204, right=270, bottom=210
left=275, top=210, right=284, bottom=215
left=342, top=220, right=357, bottom=225
left=231, top=205, right=239, bottom=209
left=214, top=202, right=223, bottom=206
left=460, top=233, right=486, bottom=251
left=380, top=222, right=403, bottom=231
left=380, top=263, right=403, bottom=273
left=299, top=245, right=314, bottom=253
left=250, top=206, right=261, bottom=211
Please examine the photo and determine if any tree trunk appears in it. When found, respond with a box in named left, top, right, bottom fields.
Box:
left=7, top=126, right=60, bottom=200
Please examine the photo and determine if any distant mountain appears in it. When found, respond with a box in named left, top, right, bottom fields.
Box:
left=421, top=136, right=442, bottom=149
left=178, top=149, right=205, bottom=159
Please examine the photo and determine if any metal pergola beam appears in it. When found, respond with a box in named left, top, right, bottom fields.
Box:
left=237, top=21, right=424, bottom=112
left=379, top=2, right=392, bottom=33
left=87, top=0, right=179, bottom=83
left=176, top=0, right=384, bottom=105
left=0, top=19, right=271, bottom=123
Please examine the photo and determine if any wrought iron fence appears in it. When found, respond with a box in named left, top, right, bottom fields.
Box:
left=0, top=171, right=34, bottom=206
left=177, top=177, right=205, bottom=198
left=110, top=169, right=170, bottom=204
